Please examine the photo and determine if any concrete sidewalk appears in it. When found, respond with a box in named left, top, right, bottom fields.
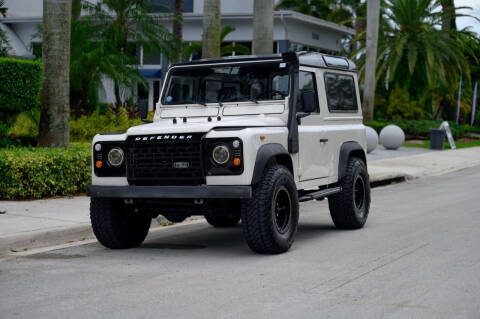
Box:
left=368, top=146, right=480, bottom=182
left=1, top=146, right=479, bottom=255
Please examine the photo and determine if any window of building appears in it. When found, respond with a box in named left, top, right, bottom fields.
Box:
left=297, top=71, right=319, bottom=112
left=143, top=48, right=162, bottom=65
left=146, top=0, right=193, bottom=13
left=324, top=73, right=358, bottom=112
left=31, top=42, right=42, bottom=58
left=125, top=42, right=141, bottom=64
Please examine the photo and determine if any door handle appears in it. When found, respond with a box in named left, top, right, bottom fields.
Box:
left=319, top=139, right=328, bottom=143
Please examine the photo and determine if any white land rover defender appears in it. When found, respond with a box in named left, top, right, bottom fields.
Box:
left=87, top=52, right=370, bottom=254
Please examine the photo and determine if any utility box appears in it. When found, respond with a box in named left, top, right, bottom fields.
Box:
left=430, top=128, right=445, bottom=150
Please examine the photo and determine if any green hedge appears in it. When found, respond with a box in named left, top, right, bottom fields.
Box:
left=0, top=145, right=91, bottom=199
left=0, top=58, right=43, bottom=113
left=365, top=120, right=480, bottom=139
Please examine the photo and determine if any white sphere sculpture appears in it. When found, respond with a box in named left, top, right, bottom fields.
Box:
left=365, top=126, right=379, bottom=153
left=379, top=125, right=405, bottom=150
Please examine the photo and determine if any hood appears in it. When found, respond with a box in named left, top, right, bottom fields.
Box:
left=126, top=114, right=286, bottom=136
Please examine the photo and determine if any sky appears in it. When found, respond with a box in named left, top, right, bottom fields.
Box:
left=455, top=0, right=480, bottom=36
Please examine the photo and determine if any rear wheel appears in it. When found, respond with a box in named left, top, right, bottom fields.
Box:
left=328, top=157, right=370, bottom=229
left=90, top=198, right=151, bottom=249
left=241, top=165, right=299, bottom=254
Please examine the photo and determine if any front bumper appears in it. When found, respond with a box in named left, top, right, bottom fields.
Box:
left=86, top=185, right=252, bottom=199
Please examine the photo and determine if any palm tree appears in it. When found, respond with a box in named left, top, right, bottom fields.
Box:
left=362, top=0, right=380, bottom=122
left=86, top=0, right=181, bottom=108
left=252, top=0, right=274, bottom=55
left=352, top=0, right=477, bottom=119
left=440, top=0, right=456, bottom=30
left=184, top=25, right=250, bottom=60
left=38, top=0, right=72, bottom=147
left=172, top=0, right=183, bottom=63
left=202, top=0, right=221, bottom=58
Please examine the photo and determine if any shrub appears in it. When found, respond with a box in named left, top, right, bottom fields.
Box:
left=0, top=121, right=10, bottom=147
left=0, top=145, right=91, bottom=199
left=0, top=58, right=43, bottom=113
left=70, top=107, right=148, bottom=142
left=8, top=110, right=38, bottom=137
left=386, top=87, right=424, bottom=120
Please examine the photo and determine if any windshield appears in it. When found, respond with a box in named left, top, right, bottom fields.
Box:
left=162, top=62, right=290, bottom=105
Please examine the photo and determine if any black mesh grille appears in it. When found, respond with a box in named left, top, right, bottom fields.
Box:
left=126, top=134, right=205, bottom=186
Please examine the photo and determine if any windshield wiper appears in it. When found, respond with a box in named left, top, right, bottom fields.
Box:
left=220, top=95, right=258, bottom=104
left=182, top=99, right=207, bottom=106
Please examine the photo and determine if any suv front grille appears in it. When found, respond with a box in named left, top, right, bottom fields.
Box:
left=125, top=133, right=205, bottom=186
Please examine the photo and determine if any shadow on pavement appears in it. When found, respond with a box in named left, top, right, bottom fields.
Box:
left=134, top=221, right=339, bottom=256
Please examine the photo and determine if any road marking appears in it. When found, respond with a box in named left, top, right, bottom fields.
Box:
left=305, top=242, right=430, bottom=294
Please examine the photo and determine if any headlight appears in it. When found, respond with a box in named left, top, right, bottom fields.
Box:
left=107, top=147, right=124, bottom=167
left=212, top=145, right=230, bottom=165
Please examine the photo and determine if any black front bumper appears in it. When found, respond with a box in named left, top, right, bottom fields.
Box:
left=86, top=185, right=252, bottom=199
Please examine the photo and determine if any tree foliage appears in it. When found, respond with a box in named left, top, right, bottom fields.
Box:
left=352, top=0, right=479, bottom=120
left=70, top=0, right=181, bottom=110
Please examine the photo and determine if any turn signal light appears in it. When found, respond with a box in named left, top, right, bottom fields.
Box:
left=233, top=158, right=241, bottom=166
left=95, top=160, right=103, bottom=168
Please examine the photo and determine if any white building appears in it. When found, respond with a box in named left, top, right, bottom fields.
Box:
left=0, top=0, right=355, bottom=109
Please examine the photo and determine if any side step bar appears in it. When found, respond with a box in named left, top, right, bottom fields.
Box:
left=298, top=187, right=342, bottom=202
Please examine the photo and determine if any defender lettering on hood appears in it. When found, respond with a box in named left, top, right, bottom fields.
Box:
left=134, top=135, right=193, bottom=141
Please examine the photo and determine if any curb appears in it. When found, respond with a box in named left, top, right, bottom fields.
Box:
left=0, top=217, right=206, bottom=257
left=0, top=224, right=94, bottom=256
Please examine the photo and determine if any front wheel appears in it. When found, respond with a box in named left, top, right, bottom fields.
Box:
left=328, top=157, right=370, bottom=229
left=90, top=198, right=151, bottom=249
left=241, top=165, right=299, bottom=254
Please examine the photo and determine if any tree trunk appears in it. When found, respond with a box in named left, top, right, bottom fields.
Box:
left=114, top=80, right=122, bottom=110
left=38, top=0, right=72, bottom=147
left=202, top=0, right=221, bottom=59
left=173, top=0, right=183, bottom=63
left=362, top=0, right=380, bottom=123
left=441, top=0, right=456, bottom=31
left=252, top=0, right=274, bottom=55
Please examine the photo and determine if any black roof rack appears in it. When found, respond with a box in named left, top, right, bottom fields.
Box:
left=170, top=52, right=357, bottom=72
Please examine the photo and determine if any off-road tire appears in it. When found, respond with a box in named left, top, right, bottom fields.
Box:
left=90, top=198, right=151, bottom=249
left=328, top=157, right=370, bottom=229
left=205, top=209, right=241, bottom=227
left=241, top=165, right=299, bottom=254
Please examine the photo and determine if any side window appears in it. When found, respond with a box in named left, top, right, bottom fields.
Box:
left=297, top=71, right=319, bottom=112
left=324, top=73, right=358, bottom=112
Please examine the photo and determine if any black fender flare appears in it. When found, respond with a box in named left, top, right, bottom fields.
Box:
left=338, top=141, right=367, bottom=181
left=251, top=143, right=293, bottom=185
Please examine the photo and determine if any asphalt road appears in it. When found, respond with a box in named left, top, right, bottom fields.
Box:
left=1, top=167, right=480, bottom=319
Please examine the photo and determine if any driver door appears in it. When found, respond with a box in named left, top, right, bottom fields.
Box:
left=297, top=69, right=330, bottom=181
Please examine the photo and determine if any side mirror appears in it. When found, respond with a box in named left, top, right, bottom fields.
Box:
left=139, top=99, right=149, bottom=120
left=301, top=90, right=318, bottom=113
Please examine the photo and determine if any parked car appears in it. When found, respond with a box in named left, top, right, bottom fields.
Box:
left=87, top=52, right=370, bottom=254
